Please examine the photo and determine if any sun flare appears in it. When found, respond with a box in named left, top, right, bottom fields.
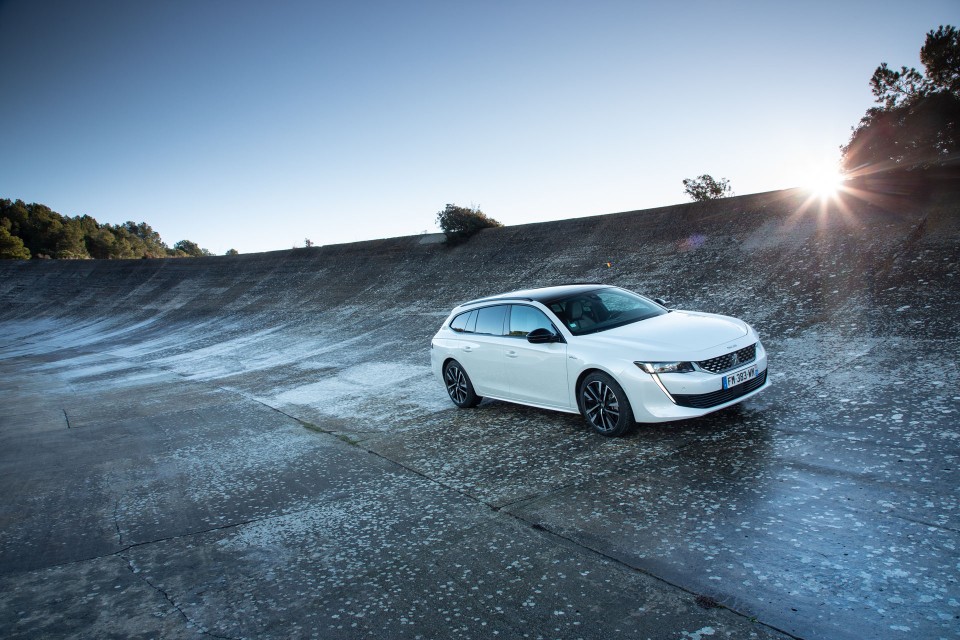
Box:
left=803, top=165, right=846, bottom=199
left=792, top=158, right=861, bottom=224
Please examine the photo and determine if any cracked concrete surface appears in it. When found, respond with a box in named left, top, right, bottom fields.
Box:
left=1, top=181, right=959, bottom=638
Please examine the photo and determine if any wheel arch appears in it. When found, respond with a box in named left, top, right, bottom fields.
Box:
left=441, top=356, right=470, bottom=376
left=574, top=365, right=645, bottom=423
left=574, top=366, right=617, bottom=409
left=574, top=362, right=628, bottom=388
left=575, top=367, right=636, bottom=436
left=574, top=367, right=605, bottom=397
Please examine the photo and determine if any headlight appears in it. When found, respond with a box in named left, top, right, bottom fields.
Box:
left=635, top=361, right=694, bottom=374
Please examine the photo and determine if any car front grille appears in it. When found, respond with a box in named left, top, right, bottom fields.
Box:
left=696, top=344, right=757, bottom=374
left=673, top=370, right=767, bottom=409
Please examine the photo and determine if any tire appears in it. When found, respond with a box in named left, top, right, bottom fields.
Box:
left=443, top=360, right=482, bottom=408
left=578, top=372, right=634, bottom=437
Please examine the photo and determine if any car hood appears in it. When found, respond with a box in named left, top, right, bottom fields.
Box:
left=577, top=311, right=751, bottom=358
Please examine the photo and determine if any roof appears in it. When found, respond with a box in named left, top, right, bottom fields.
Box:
left=457, top=284, right=612, bottom=308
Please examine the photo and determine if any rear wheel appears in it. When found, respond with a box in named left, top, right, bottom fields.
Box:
left=578, top=372, right=633, bottom=437
left=443, top=360, right=482, bottom=408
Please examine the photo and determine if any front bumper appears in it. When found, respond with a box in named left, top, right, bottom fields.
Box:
left=617, top=346, right=770, bottom=423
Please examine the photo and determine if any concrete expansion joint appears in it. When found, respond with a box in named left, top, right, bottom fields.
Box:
left=222, top=387, right=508, bottom=512
left=220, top=387, right=328, bottom=432
left=120, top=552, right=238, bottom=640
left=885, top=510, right=960, bottom=534
left=5, top=518, right=273, bottom=581
left=496, top=510, right=806, bottom=640
left=114, top=518, right=261, bottom=558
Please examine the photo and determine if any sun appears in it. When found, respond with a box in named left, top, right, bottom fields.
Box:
left=802, top=164, right=846, bottom=199
left=792, top=157, right=869, bottom=226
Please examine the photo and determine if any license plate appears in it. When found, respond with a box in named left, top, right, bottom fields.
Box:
left=723, top=365, right=759, bottom=389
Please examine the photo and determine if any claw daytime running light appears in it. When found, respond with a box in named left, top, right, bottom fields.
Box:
left=635, top=361, right=695, bottom=374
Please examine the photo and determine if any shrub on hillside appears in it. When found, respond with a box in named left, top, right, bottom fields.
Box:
left=682, top=175, right=734, bottom=201
left=436, top=204, right=502, bottom=244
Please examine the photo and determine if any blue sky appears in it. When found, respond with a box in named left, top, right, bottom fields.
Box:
left=1, top=0, right=956, bottom=254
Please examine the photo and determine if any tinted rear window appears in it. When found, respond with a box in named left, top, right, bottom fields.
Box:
left=474, top=305, right=508, bottom=335
left=450, top=309, right=479, bottom=333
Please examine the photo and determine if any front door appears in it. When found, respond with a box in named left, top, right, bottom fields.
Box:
left=503, top=305, right=570, bottom=409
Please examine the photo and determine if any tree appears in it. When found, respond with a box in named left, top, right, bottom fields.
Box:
left=107, top=226, right=139, bottom=259
left=173, top=239, right=205, bottom=257
left=225, top=248, right=239, bottom=256
left=842, top=25, right=960, bottom=173
left=435, top=204, right=502, bottom=243
left=85, top=227, right=117, bottom=259
left=119, top=221, right=169, bottom=257
left=682, top=175, right=734, bottom=201
left=16, top=202, right=63, bottom=257
left=0, top=227, right=31, bottom=259
left=921, top=25, right=960, bottom=95
left=52, top=217, right=89, bottom=259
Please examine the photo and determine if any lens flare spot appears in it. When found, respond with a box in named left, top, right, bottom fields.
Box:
left=804, top=167, right=845, bottom=199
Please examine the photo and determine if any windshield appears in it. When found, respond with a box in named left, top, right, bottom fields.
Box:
left=545, top=287, right=666, bottom=336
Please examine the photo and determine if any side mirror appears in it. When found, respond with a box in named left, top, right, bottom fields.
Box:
left=654, top=298, right=669, bottom=307
left=527, top=327, right=560, bottom=344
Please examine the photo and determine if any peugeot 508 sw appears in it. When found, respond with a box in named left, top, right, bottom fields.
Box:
left=431, top=284, right=770, bottom=436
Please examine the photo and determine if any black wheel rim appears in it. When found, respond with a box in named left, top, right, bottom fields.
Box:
left=582, top=379, right=620, bottom=432
left=444, top=365, right=468, bottom=404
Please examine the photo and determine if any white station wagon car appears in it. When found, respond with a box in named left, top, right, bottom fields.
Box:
left=431, top=284, right=770, bottom=436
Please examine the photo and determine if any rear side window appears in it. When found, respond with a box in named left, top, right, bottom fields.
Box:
left=450, top=310, right=475, bottom=332
left=449, top=306, right=506, bottom=334
left=474, top=305, right=508, bottom=336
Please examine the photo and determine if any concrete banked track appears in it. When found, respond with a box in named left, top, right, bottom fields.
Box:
left=1, top=180, right=958, bottom=639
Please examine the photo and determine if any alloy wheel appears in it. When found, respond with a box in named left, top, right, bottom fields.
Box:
left=445, top=365, right=468, bottom=404
left=582, top=379, right=620, bottom=433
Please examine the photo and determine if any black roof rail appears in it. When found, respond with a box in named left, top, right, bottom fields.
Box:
left=455, top=283, right=612, bottom=308
left=459, top=295, right=534, bottom=306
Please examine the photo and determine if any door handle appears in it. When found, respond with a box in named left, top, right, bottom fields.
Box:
left=462, top=346, right=473, bottom=352
left=505, top=350, right=518, bottom=358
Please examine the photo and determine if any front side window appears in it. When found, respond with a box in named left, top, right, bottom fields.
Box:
left=508, top=305, right=555, bottom=337
left=547, top=288, right=665, bottom=335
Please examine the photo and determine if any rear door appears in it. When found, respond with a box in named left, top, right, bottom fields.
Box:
left=450, top=304, right=511, bottom=397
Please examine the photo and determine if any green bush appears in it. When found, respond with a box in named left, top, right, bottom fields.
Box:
left=436, top=204, right=502, bottom=244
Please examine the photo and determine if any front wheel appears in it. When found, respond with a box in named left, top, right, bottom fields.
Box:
left=443, top=360, right=482, bottom=408
left=578, top=372, right=634, bottom=437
